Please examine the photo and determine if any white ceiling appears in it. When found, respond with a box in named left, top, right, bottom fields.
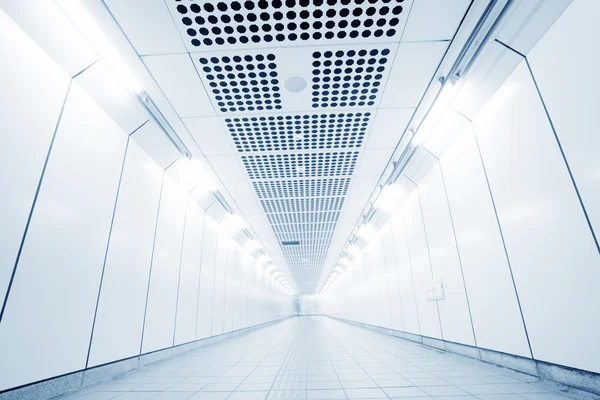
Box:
left=105, top=0, right=472, bottom=293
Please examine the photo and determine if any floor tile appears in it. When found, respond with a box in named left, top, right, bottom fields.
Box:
left=51, top=318, right=590, bottom=400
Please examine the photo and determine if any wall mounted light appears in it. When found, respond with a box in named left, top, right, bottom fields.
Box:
left=356, top=223, right=376, bottom=241
left=373, top=183, right=402, bottom=215
left=346, top=245, right=360, bottom=257
left=411, top=79, right=459, bottom=147
left=220, top=213, right=244, bottom=235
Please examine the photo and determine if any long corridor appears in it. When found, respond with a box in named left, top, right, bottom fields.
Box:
left=57, top=317, right=575, bottom=400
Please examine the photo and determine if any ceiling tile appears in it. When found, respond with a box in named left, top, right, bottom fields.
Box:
left=379, top=41, right=448, bottom=109
left=104, top=0, right=187, bottom=55
left=183, top=116, right=234, bottom=155
left=366, top=108, right=414, bottom=149
left=402, top=0, right=472, bottom=42
left=206, top=154, right=248, bottom=182
left=143, top=54, right=215, bottom=117
left=355, top=148, right=394, bottom=177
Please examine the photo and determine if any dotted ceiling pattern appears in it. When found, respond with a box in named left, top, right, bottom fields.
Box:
left=252, top=178, right=351, bottom=198
left=197, top=53, right=282, bottom=113
left=171, top=0, right=407, bottom=50
left=226, top=112, right=372, bottom=152
left=167, top=1, right=408, bottom=292
left=311, top=49, right=390, bottom=108
left=261, top=197, right=345, bottom=214
left=241, top=152, right=359, bottom=180
left=110, top=0, right=472, bottom=292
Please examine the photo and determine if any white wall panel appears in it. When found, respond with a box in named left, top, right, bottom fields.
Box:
left=0, top=11, right=70, bottom=305
left=141, top=177, right=187, bottom=353
left=527, top=0, right=600, bottom=239
left=390, top=213, right=420, bottom=335
left=245, top=265, right=255, bottom=327
left=196, top=218, right=218, bottom=339
left=496, top=0, right=572, bottom=56
left=0, top=83, right=127, bottom=391
left=223, top=245, right=236, bottom=333
left=130, top=120, right=180, bottom=169
left=1, top=0, right=97, bottom=76
left=474, top=62, right=600, bottom=373
left=382, top=230, right=404, bottom=332
left=452, top=42, right=523, bottom=121
left=75, top=61, right=148, bottom=135
left=403, top=191, right=442, bottom=339
left=174, top=203, right=205, bottom=345
left=372, top=237, right=392, bottom=328
left=233, top=253, right=244, bottom=331
left=88, top=142, right=163, bottom=367
left=211, top=234, right=228, bottom=336
left=419, top=164, right=475, bottom=346
left=241, top=264, right=249, bottom=329
left=440, top=127, right=531, bottom=357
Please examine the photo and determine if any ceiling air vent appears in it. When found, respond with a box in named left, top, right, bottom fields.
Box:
left=197, top=53, right=282, bottom=113
left=311, top=48, right=391, bottom=108
left=241, top=151, right=359, bottom=179
left=171, top=0, right=406, bottom=49
left=226, top=112, right=371, bottom=152
left=252, top=178, right=351, bottom=199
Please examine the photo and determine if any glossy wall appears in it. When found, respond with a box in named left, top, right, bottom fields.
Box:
left=320, top=0, right=600, bottom=377
left=0, top=8, right=292, bottom=393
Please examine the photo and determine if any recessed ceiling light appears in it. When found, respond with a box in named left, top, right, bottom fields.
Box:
left=293, top=133, right=305, bottom=141
left=284, top=75, right=308, bottom=93
left=296, top=165, right=306, bottom=174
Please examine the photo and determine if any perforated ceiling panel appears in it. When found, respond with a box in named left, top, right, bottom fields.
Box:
left=311, top=48, right=390, bottom=108
left=226, top=112, right=372, bottom=152
left=108, top=0, right=473, bottom=293
left=192, top=44, right=397, bottom=114
left=169, top=0, right=409, bottom=51
left=252, top=178, right=351, bottom=198
left=190, top=28, right=397, bottom=293
left=241, top=152, right=359, bottom=179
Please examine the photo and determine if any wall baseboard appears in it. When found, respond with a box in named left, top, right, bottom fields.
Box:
left=0, top=316, right=293, bottom=400
left=324, top=315, right=600, bottom=399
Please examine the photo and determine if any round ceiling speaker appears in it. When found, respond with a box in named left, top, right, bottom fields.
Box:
left=284, top=75, right=308, bottom=93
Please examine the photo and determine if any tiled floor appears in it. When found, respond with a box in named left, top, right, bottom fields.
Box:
left=58, top=317, right=582, bottom=400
